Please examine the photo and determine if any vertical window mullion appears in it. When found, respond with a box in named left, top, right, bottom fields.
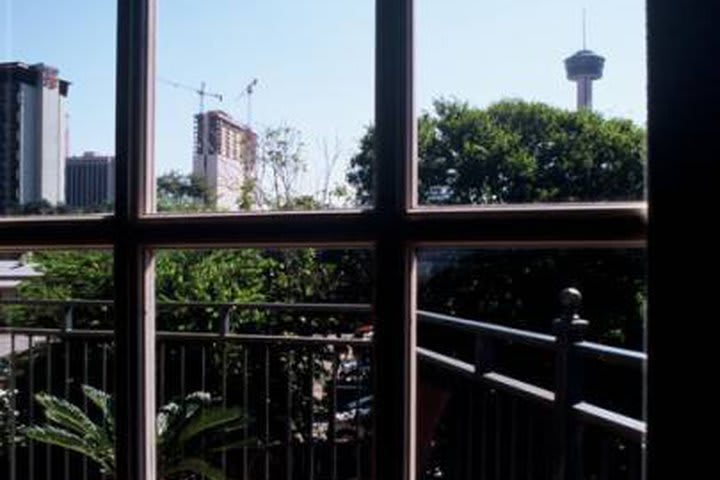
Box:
left=114, top=1, right=156, bottom=479
left=374, top=0, right=416, bottom=479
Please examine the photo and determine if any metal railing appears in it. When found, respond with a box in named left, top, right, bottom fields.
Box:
left=3, top=290, right=647, bottom=480
left=1, top=299, right=374, bottom=480
left=417, top=288, right=646, bottom=480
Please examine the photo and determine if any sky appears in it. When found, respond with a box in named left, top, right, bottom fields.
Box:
left=1, top=0, right=646, bottom=198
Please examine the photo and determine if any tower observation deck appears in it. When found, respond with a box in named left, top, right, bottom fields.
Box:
left=564, top=49, right=605, bottom=111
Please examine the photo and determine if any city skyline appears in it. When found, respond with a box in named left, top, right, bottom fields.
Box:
left=1, top=0, right=646, bottom=197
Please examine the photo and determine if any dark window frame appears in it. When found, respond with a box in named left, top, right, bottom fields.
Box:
left=3, top=0, right=716, bottom=478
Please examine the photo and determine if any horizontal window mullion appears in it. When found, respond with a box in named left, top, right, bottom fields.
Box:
left=406, top=203, right=646, bottom=244
left=134, top=211, right=379, bottom=246
left=0, top=217, right=116, bottom=248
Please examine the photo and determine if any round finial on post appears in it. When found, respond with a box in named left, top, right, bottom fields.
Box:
left=555, top=288, right=589, bottom=339
left=560, top=287, right=583, bottom=312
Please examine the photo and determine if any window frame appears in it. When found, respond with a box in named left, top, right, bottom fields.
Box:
left=5, top=0, right=713, bottom=478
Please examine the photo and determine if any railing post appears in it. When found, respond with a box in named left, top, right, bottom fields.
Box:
left=219, top=306, right=231, bottom=476
left=64, top=305, right=74, bottom=332
left=474, top=332, right=496, bottom=479
left=553, top=288, right=589, bottom=480
left=219, top=306, right=232, bottom=338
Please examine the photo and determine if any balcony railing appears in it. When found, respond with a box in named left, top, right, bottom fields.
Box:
left=417, top=288, right=646, bottom=480
left=2, top=289, right=646, bottom=480
left=1, top=299, right=373, bottom=480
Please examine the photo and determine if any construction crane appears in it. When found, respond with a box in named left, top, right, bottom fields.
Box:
left=237, top=78, right=258, bottom=127
left=158, top=77, right=223, bottom=113
left=158, top=78, right=224, bottom=178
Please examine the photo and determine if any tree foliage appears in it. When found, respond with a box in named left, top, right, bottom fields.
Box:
left=157, top=171, right=215, bottom=213
left=349, top=100, right=647, bottom=347
left=348, top=99, right=645, bottom=205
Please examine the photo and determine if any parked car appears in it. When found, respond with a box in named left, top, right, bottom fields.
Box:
left=335, top=395, right=372, bottom=440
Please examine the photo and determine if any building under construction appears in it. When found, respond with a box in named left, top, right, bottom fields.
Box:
left=193, top=110, right=256, bottom=210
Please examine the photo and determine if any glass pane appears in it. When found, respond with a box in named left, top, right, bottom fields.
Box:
left=1, top=1, right=116, bottom=216
left=154, top=248, right=373, bottom=479
left=396, top=0, right=646, bottom=206
left=416, top=248, right=646, bottom=479
left=0, top=249, right=114, bottom=479
left=153, top=1, right=374, bottom=214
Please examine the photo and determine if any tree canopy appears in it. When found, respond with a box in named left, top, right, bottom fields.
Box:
left=348, top=99, right=645, bottom=205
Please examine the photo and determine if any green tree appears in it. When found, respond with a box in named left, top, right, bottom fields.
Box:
left=348, top=99, right=645, bottom=205
left=157, top=171, right=215, bottom=213
left=349, top=99, right=646, bottom=347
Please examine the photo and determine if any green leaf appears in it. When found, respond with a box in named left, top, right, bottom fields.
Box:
left=177, top=406, right=245, bottom=445
left=35, top=393, right=99, bottom=438
left=23, top=425, right=114, bottom=475
left=163, top=457, right=227, bottom=480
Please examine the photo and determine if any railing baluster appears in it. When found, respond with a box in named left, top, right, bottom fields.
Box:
left=243, top=346, right=249, bottom=480
left=180, top=345, right=186, bottom=398
left=354, top=346, right=362, bottom=480
left=8, top=331, right=16, bottom=480
left=475, top=326, right=496, bottom=479
left=526, top=407, right=534, bottom=480
left=481, top=388, right=489, bottom=480
left=63, top=307, right=72, bottom=480
left=46, top=334, right=52, bottom=480
left=83, top=341, right=89, bottom=480
left=29, top=335, right=35, bottom=480
left=265, top=344, right=271, bottom=480
left=510, top=396, right=518, bottom=480
left=286, top=349, right=294, bottom=480
left=219, top=306, right=230, bottom=476
left=159, top=342, right=165, bottom=409
left=494, top=393, right=502, bottom=480
left=329, top=354, right=338, bottom=480
left=308, top=348, right=315, bottom=480
left=101, top=341, right=109, bottom=480
left=552, top=288, right=588, bottom=480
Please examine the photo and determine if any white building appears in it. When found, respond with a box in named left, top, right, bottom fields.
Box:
left=0, top=62, right=69, bottom=213
left=193, top=110, right=256, bottom=210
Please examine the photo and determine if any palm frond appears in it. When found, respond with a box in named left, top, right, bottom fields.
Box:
left=177, top=406, right=245, bottom=446
left=35, top=393, right=100, bottom=438
left=23, top=425, right=115, bottom=475
left=163, top=457, right=226, bottom=480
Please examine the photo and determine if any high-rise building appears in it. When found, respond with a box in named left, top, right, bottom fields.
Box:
left=66, top=152, right=115, bottom=209
left=0, top=62, right=69, bottom=213
left=193, top=110, right=256, bottom=211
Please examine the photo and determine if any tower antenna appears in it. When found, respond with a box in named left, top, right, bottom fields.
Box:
left=564, top=9, right=605, bottom=111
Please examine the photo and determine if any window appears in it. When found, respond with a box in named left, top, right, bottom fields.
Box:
left=2, top=0, right=717, bottom=479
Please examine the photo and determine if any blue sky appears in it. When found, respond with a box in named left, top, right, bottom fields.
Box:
left=2, top=0, right=645, bottom=196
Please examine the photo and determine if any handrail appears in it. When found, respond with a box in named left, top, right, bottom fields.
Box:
left=418, top=310, right=556, bottom=349
left=0, top=326, right=372, bottom=346
left=0, top=298, right=372, bottom=313
left=575, top=341, right=646, bottom=369
left=418, top=310, right=645, bottom=366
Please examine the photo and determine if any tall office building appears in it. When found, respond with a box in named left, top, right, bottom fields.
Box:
left=193, top=110, right=256, bottom=211
left=0, top=62, right=69, bottom=213
left=66, top=152, right=115, bottom=209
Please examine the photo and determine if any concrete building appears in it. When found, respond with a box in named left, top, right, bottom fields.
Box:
left=0, top=62, right=69, bottom=213
left=66, top=152, right=115, bottom=209
left=193, top=110, right=256, bottom=210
